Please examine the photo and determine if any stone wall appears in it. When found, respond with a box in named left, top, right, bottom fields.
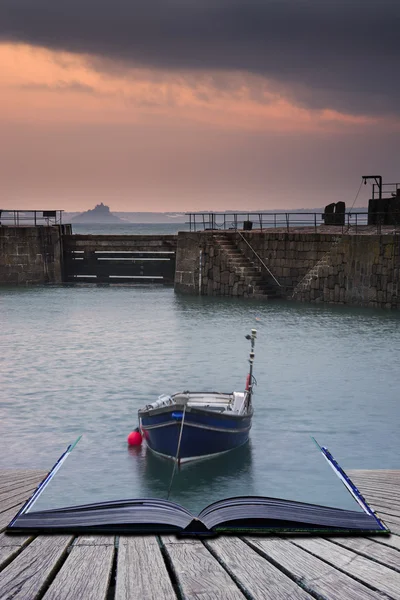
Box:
left=174, top=230, right=400, bottom=308
left=174, top=231, right=340, bottom=297
left=233, top=231, right=340, bottom=291
left=0, top=226, right=64, bottom=284
left=293, top=235, right=400, bottom=308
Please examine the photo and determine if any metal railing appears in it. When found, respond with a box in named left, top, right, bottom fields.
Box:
left=236, top=230, right=281, bottom=287
left=0, top=210, right=63, bottom=226
left=186, top=211, right=400, bottom=234
left=372, top=182, right=400, bottom=200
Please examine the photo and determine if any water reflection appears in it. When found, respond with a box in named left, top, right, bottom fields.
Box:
left=129, top=442, right=254, bottom=514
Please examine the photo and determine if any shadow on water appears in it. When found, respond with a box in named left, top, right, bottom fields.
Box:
left=128, top=442, right=254, bottom=513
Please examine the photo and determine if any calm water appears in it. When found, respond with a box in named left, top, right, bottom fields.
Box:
left=1, top=286, right=400, bottom=512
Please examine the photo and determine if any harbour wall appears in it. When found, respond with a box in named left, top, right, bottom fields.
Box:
left=174, top=231, right=400, bottom=309
left=2, top=227, right=399, bottom=309
left=0, top=226, right=64, bottom=284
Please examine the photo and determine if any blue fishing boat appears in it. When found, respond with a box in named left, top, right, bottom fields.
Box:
left=136, top=329, right=257, bottom=463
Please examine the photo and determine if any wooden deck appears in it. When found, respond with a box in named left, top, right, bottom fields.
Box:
left=0, top=469, right=399, bottom=599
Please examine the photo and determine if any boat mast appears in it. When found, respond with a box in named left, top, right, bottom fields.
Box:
left=245, top=329, right=257, bottom=404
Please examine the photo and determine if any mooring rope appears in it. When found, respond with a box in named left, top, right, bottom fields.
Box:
left=166, top=404, right=187, bottom=500
left=348, top=179, right=364, bottom=215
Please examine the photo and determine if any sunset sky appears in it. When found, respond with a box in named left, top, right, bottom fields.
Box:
left=1, top=1, right=399, bottom=212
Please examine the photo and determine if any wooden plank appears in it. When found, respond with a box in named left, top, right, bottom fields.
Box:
left=0, top=489, right=38, bottom=515
left=350, top=482, right=400, bottom=496
left=350, top=470, right=400, bottom=482
left=206, top=536, right=312, bottom=599
left=0, top=532, right=33, bottom=570
left=0, top=503, right=28, bottom=532
left=331, top=537, right=400, bottom=572
left=376, top=511, right=400, bottom=525
left=115, top=536, right=176, bottom=600
left=0, top=485, right=37, bottom=510
left=351, top=470, right=400, bottom=476
left=163, top=538, right=245, bottom=599
left=356, top=493, right=400, bottom=515
left=0, top=477, right=41, bottom=496
left=292, top=537, right=400, bottom=599
left=352, top=482, right=400, bottom=497
left=246, top=537, right=385, bottom=600
left=42, top=543, right=114, bottom=600
left=0, top=481, right=40, bottom=500
left=0, top=535, right=72, bottom=600
left=0, top=476, right=43, bottom=493
left=384, top=520, right=400, bottom=535
left=371, top=533, right=400, bottom=551
left=0, top=470, right=46, bottom=482
left=74, top=535, right=115, bottom=546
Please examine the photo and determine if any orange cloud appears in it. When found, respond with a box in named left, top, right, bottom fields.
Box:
left=0, top=42, right=389, bottom=133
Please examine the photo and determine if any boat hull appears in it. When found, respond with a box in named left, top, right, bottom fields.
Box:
left=139, top=406, right=252, bottom=462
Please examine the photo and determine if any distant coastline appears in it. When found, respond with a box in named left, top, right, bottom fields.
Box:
left=64, top=205, right=368, bottom=225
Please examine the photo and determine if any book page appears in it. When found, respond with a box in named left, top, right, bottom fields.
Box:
left=29, top=432, right=364, bottom=517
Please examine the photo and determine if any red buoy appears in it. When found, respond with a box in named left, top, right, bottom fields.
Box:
left=127, top=430, right=143, bottom=446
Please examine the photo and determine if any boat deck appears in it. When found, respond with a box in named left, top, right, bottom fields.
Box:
left=0, top=469, right=399, bottom=599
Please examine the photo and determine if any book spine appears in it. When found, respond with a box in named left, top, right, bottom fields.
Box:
left=318, top=444, right=387, bottom=531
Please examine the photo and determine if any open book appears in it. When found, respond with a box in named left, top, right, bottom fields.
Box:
left=7, top=438, right=389, bottom=536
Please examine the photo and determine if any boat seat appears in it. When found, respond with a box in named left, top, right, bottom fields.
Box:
left=173, top=394, right=190, bottom=405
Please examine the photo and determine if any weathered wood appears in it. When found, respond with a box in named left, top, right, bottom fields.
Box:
left=349, top=482, right=400, bottom=497
left=0, top=475, right=43, bottom=493
left=352, top=483, right=400, bottom=499
left=331, top=536, right=400, bottom=572
left=63, top=234, right=178, bottom=253
left=163, top=538, right=245, bottom=599
left=245, top=537, right=385, bottom=600
left=206, top=536, right=312, bottom=599
left=115, top=536, right=176, bottom=600
left=350, top=471, right=400, bottom=482
left=0, top=470, right=46, bottom=482
left=1, top=469, right=400, bottom=600
left=376, top=511, right=400, bottom=525
left=0, top=482, right=39, bottom=503
left=383, top=520, right=400, bottom=535
left=0, top=503, right=27, bottom=532
left=351, top=470, right=400, bottom=476
left=42, top=543, right=114, bottom=600
left=0, top=488, right=39, bottom=514
left=0, top=532, right=33, bottom=569
left=371, top=533, right=400, bottom=551
left=74, top=535, right=115, bottom=546
left=292, top=537, right=400, bottom=599
left=0, top=535, right=72, bottom=600
left=356, top=494, right=400, bottom=515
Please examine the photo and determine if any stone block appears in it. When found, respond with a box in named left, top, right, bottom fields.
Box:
left=221, top=271, right=229, bottom=285
left=334, top=284, right=340, bottom=302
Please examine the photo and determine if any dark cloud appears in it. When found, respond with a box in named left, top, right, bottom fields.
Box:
left=1, top=0, right=399, bottom=115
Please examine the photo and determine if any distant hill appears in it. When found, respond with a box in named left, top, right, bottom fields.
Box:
left=69, top=203, right=126, bottom=223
